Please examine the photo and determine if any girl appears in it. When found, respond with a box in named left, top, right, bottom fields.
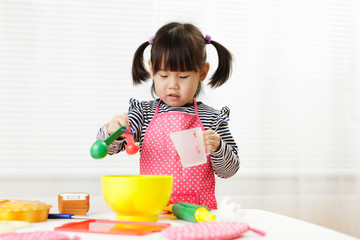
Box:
left=97, top=22, right=239, bottom=210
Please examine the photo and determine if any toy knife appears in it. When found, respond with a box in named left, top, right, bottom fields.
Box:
left=48, top=213, right=92, bottom=219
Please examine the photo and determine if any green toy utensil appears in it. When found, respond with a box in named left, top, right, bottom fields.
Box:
left=90, top=126, right=126, bottom=159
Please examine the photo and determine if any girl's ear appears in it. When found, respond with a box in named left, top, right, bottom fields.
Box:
left=200, top=62, right=210, bottom=82
left=148, top=60, right=154, bottom=78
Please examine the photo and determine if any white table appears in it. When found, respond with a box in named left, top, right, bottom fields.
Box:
left=12, top=209, right=358, bottom=240
left=5, top=196, right=358, bottom=240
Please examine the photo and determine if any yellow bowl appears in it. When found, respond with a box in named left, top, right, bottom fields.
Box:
left=102, top=175, right=173, bottom=222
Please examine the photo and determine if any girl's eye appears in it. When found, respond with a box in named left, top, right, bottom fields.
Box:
left=179, top=76, right=189, bottom=79
left=160, top=75, right=168, bottom=78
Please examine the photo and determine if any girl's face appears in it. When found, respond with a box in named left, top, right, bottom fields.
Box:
left=149, top=61, right=209, bottom=107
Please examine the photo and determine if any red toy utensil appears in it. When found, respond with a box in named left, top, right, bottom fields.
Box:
left=124, top=126, right=140, bottom=155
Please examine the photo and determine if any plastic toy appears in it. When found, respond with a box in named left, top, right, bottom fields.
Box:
left=0, top=199, right=52, bottom=223
left=123, top=127, right=140, bottom=155
left=102, top=175, right=173, bottom=222
left=48, top=213, right=92, bottom=219
left=169, top=202, right=216, bottom=223
left=90, top=126, right=139, bottom=159
left=58, top=192, right=89, bottom=216
left=162, top=221, right=266, bottom=240
left=0, top=220, right=32, bottom=233
left=0, top=231, right=81, bottom=240
left=55, top=219, right=170, bottom=236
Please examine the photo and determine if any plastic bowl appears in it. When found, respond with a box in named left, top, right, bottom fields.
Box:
left=0, top=199, right=52, bottom=223
left=102, top=175, right=173, bottom=222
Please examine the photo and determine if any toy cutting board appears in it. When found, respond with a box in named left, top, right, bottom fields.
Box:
left=55, top=219, right=170, bottom=235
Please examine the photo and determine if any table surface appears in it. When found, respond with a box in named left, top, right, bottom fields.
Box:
left=4, top=197, right=359, bottom=240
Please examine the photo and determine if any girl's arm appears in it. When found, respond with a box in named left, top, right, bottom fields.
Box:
left=96, top=122, right=126, bottom=155
left=208, top=122, right=240, bottom=178
left=95, top=99, right=145, bottom=156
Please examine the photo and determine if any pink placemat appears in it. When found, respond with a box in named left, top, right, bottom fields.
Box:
left=0, top=231, right=80, bottom=240
left=162, top=221, right=265, bottom=240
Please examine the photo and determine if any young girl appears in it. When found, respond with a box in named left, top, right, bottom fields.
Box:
left=97, top=22, right=239, bottom=210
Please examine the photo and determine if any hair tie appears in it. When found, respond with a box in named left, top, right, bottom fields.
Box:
left=205, top=35, right=212, bottom=44
left=148, top=36, right=154, bottom=45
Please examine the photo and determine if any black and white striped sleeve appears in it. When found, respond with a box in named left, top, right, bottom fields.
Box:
left=127, top=98, right=147, bottom=144
left=95, top=98, right=150, bottom=156
left=210, top=121, right=240, bottom=178
left=205, top=106, right=240, bottom=178
left=96, top=123, right=126, bottom=155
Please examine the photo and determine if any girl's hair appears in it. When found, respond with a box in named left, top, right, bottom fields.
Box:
left=132, top=22, right=233, bottom=97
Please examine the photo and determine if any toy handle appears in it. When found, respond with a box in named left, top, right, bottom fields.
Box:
left=104, top=126, right=126, bottom=145
left=249, top=227, right=266, bottom=236
left=124, top=126, right=140, bottom=155
left=48, top=213, right=74, bottom=219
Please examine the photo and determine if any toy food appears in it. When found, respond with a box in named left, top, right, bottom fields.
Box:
left=58, top=192, right=89, bottom=216
left=0, top=199, right=51, bottom=223
left=0, top=220, right=32, bottom=233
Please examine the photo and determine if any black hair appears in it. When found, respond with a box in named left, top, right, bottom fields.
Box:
left=132, top=22, right=233, bottom=97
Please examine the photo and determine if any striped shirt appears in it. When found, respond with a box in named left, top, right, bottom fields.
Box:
left=97, top=98, right=240, bottom=178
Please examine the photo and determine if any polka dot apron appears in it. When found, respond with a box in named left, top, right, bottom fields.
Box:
left=140, top=99, right=217, bottom=209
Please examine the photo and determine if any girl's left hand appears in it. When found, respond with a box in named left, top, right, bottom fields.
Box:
left=203, top=130, right=221, bottom=152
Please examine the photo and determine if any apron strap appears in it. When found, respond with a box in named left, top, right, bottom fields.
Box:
left=154, top=99, right=161, bottom=117
left=193, top=98, right=201, bottom=122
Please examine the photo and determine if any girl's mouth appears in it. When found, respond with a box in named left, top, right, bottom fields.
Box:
left=168, top=94, right=180, bottom=100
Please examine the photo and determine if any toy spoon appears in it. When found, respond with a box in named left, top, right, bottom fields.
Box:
left=90, top=126, right=126, bottom=159
left=124, top=128, right=140, bottom=155
left=90, top=126, right=140, bottom=159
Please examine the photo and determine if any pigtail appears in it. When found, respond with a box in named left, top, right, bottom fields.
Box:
left=132, top=41, right=151, bottom=85
left=207, top=40, right=233, bottom=88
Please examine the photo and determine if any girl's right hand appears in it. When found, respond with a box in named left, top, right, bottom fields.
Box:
left=107, top=113, right=129, bottom=135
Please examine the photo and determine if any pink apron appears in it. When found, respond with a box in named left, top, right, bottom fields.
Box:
left=140, top=99, right=217, bottom=210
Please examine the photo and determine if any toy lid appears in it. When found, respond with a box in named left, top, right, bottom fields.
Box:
left=0, top=200, right=52, bottom=212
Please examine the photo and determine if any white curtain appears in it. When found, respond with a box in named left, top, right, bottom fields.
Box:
left=0, top=0, right=359, bottom=237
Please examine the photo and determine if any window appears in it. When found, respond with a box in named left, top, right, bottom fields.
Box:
left=0, top=0, right=359, bottom=176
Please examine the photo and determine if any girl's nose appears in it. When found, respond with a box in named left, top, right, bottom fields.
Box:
left=168, top=76, right=179, bottom=89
